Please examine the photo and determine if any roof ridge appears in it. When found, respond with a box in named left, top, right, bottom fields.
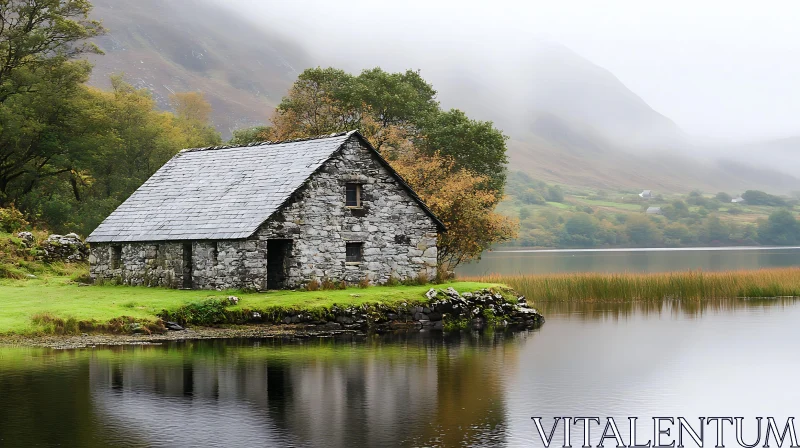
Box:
left=180, top=130, right=356, bottom=153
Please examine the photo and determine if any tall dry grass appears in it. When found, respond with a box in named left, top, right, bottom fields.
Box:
left=463, top=268, right=800, bottom=302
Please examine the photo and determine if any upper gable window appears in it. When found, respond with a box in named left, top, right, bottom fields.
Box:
left=345, top=183, right=362, bottom=207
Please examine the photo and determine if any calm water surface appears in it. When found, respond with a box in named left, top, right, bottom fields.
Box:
left=1, top=298, right=798, bottom=447
left=456, top=246, right=800, bottom=276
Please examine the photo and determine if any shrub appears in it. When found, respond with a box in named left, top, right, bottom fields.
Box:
left=320, top=277, right=338, bottom=290
left=742, top=190, right=786, bottom=207
left=384, top=275, right=400, bottom=287
left=0, top=206, right=28, bottom=233
left=165, top=298, right=229, bottom=325
left=305, top=278, right=320, bottom=291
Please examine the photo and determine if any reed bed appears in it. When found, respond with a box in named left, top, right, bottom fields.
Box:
left=463, top=268, right=800, bottom=302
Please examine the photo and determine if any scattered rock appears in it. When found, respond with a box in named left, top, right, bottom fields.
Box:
left=317, top=322, right=342, bottom=330
left=164, top=321, right=184, bottom=331
left=16, top=231, right=34, bottom=247
left=128, top=323, right=147, bottom=334
left=425, top=288, right=437, bottom=300
left=227, top=295, right=239, bottom=305
left=39, top=233, right=88, bottom=263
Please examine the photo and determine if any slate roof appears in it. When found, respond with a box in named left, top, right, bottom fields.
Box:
left=87, top=131, right=444, bottom=243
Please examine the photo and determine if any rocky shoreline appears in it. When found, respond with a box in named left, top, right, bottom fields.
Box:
left=161, top=287, right=545, bottom=334
left=0, top=287, right=545, bottom=350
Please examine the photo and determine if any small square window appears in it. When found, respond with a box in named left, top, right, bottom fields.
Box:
left=346, top=242, right=363, bottom=263
left=345, top=183, right=362, bottom=207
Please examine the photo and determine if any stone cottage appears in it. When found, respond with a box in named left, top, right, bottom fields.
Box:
left=86, top=131, right=444, bottom=290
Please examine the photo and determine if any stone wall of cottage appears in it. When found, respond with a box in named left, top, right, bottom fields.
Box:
left=89, top=240, right=268, bottom=290
left=89, top=242, right=183, bottom=288
left=256, top=138, right=439, bottom=287
left=89, top=137, right=439, bottom=290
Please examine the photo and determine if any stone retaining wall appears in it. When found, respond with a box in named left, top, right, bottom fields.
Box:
left=161, top=288, right=545, bottom=334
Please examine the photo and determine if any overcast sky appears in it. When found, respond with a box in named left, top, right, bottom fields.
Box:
left=218, top=0, right=800, bottom=142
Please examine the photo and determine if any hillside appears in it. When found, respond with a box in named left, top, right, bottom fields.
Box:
left=88, top=0, right=310, bottom=137
left=84, top=2, right=800, bottom=194
left=518, top=43, right=685, bottom=148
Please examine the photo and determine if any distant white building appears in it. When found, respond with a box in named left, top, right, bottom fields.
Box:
left=639, top=190, right=652, bottom=199
left=646, top=206, right=662, bottom=215
left=731, top=197, right=745, bottom=203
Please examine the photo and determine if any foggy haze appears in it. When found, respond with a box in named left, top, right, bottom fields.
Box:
left=216, top=0, right=800, bottom=143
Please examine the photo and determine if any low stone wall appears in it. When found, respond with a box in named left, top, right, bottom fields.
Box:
left=161, top=287, right=544, bottom=334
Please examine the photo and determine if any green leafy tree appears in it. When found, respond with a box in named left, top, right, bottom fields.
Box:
left=0, top=0, right=104, bottom=206
left=715, top=192, right=733, bottom=203
left=565, top=214, right=597, bottom=238
left=418, top=109, right=507, bottom=192
left=0, top=0, right=103, bottom=103
left=742, top=190, right=786, bottom=207
left=704, top=215, right=730, bottom=243
left=758, top=210, right=800, bottom=245
left=272, top=66, right=508, bottom=194
left=625, top=215, right=661, bottom=246
left=229, top=126, right=272, bottom=145
left=545, top=185, right=565, bottom=203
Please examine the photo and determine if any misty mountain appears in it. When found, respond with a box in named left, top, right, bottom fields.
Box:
left=518, top=43, right=686, bottom=148
left=85, top=1, right=800, bottom=194
left=88, top=0, right=309, bottom=136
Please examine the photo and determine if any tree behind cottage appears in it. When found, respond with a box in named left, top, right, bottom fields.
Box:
left=263, top=66, right=517, bottom=269
left=270, top=67, right=508, bottom=193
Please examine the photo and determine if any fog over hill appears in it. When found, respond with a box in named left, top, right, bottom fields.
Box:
left=88, top=0, right=308, bottom=135
left=87, top=0, right=800, bottom=194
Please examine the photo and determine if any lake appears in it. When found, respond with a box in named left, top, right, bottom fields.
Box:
left=456, top=246, right=800, bottom=276
left=0, top=297, right=797, bottom=447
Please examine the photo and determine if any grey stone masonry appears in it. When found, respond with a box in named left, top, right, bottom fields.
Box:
left=88, top=132, right=443, bottom=290
left=256, top=137, right=438, bottom=287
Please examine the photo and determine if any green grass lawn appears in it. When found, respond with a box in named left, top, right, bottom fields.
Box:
left=0, top=277, right=501, bottom=335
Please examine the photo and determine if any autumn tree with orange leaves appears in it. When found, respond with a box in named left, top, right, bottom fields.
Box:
left=251, top=66, right=517, bottom=270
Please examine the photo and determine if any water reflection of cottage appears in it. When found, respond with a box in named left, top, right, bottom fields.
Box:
left=88, top=336, right=517, bottom=447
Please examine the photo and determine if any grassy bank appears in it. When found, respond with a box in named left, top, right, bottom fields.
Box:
left=0, top=231, right=87, bottom=280
left=0, top=276, right=501, bottom=335
left=465, top=268, right=800, bottom=302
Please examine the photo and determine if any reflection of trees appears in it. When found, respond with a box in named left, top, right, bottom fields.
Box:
left=0, top=352, right=144, bottom=446
left=410, top=333, right=518, bottom=447
left=80, top=333, right=521, bottom=447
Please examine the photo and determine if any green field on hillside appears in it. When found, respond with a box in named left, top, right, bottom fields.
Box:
left=501, top=171, right=800, bottom=248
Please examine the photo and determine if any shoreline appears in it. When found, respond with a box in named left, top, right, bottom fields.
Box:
left=0, top=285, right=544, bottom=349
left=0, top=325, right=358, bottom=350
left=0, top=321, right=543, bottom=350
